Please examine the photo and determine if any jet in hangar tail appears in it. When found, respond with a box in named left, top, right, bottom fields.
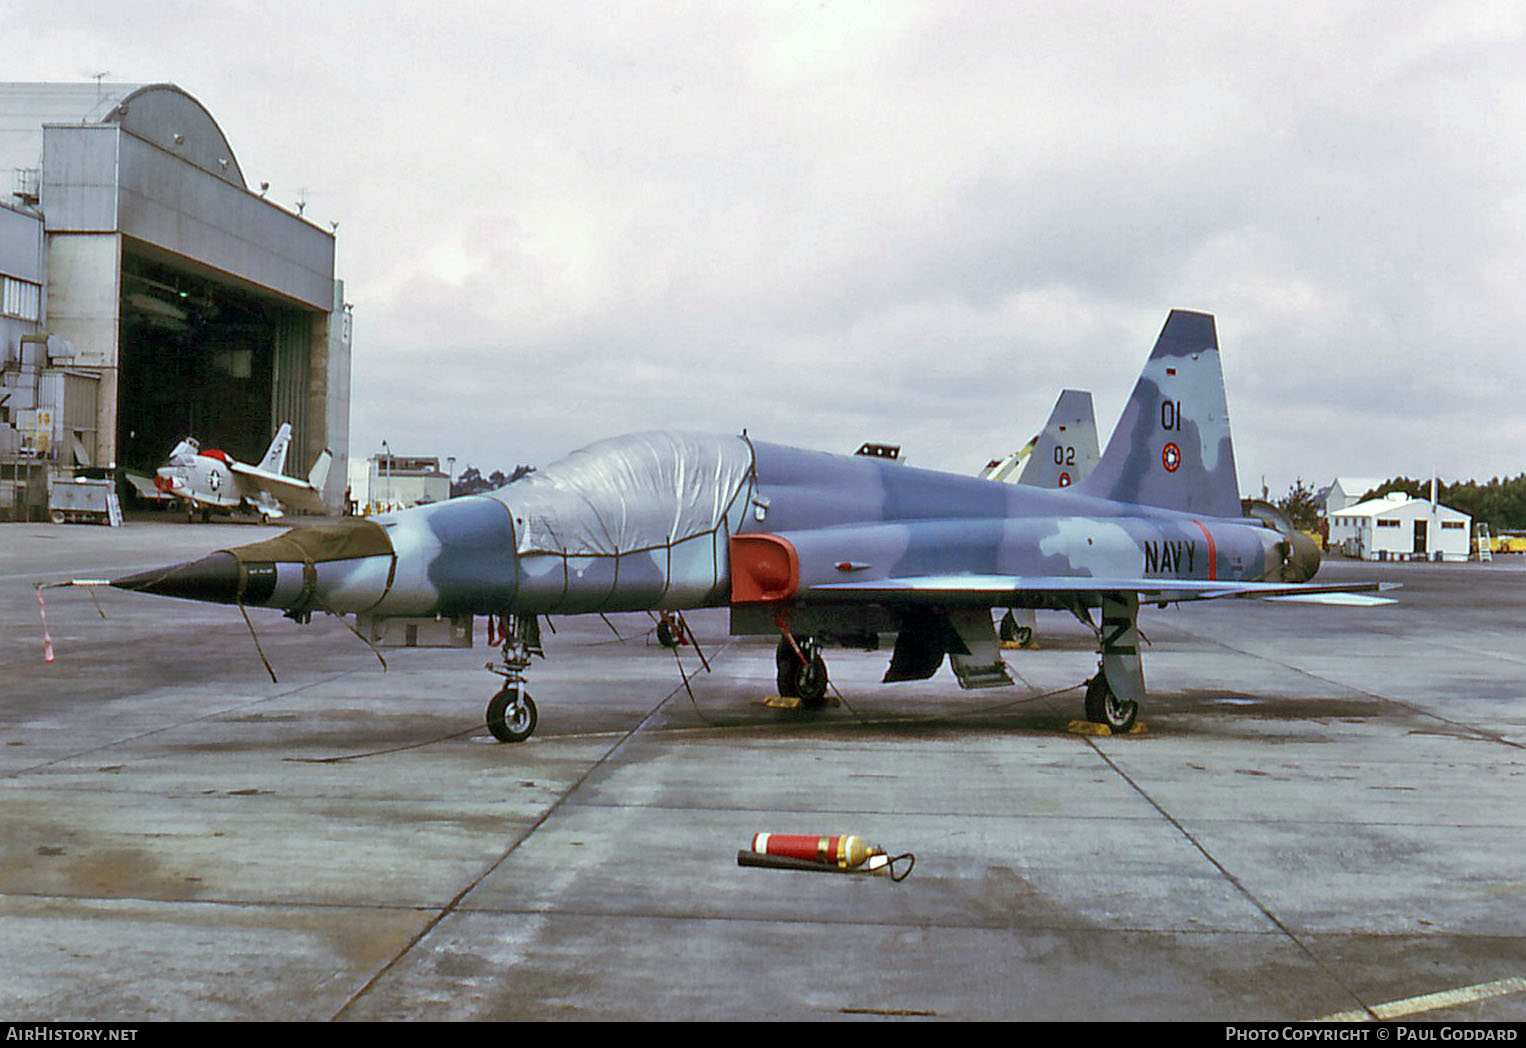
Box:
left=1078, top=309, right=1241, bottom=519
left=258, top=423, right=294, bottom=475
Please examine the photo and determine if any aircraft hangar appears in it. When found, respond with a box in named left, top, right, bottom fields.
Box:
left=0, top=81, right=350, bottom=516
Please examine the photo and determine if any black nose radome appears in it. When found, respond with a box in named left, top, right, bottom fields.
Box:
left=111, top=553, right=257, bottom=605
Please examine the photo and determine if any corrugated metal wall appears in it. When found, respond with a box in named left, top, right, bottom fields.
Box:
left=271, top=310, right=312, bottom=468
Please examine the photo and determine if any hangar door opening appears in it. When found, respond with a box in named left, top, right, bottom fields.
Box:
left=117, top=251, right=314, bottom=476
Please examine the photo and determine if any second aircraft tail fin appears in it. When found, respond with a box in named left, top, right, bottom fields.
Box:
left=1016, top=388, right=1098, bottom=490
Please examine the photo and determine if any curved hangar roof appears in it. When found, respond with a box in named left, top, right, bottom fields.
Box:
left=0, top=82, right=246, bottom=189
left=3, top=81, right=334, bottom=317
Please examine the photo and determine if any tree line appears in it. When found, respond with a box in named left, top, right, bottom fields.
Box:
left=450, top=464, right=535, bottom=497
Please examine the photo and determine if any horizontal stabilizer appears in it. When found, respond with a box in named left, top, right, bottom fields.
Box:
left=1264, top=591, right=1396, bottom=606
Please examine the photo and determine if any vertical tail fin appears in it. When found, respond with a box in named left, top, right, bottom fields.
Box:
left=1078, top=310, right=1241, bottom=518
left=260, top=423, right=293, bottom=474
left=1016, top=388, right=1098, bottom=489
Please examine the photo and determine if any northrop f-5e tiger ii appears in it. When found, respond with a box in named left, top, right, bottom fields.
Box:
left=105, top=310, right=1385, bottom=741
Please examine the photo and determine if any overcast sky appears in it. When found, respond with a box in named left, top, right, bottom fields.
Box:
left=13, top=0, right=1526, bottom=496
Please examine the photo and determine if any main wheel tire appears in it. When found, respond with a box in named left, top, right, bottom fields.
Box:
left=999, top=611, right=1033, bottom=647
left=486, top=687, right=538, bottom=743
left=775, top=637, right=800, bottom=698
left=1084, top=673, right=1138, bottom=733
left=656, top=619, right=680, bottom=648
left=999, top=611, right=1018, bottom=642
left=795, top=649, right=829, bottom=707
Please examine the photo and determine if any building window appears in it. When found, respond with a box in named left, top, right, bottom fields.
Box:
left=2, top=275, right=41, bottom=322
left=1377, top=518, right=1400, bottom=528
left=1441, top=521, right=1465, bottom=530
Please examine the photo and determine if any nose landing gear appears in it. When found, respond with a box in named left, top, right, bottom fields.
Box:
left=775, top=634, right=829, bottom=706
left=485, top=614, right=543, bottom=742
left=486, top=685, right=538, bottom=743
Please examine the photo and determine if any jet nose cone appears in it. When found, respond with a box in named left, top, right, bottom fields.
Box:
left=111, top=552, right=244, bottom=604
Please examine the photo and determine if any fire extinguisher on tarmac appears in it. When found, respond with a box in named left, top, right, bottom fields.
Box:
left=737, top=832, right=915, bottom=881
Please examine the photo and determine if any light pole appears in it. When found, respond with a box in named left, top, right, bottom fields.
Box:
left=381, top=440, right=391, bottom=512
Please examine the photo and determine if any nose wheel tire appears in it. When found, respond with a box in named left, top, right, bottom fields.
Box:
left=486, top=687, right=538, bottom=743
left=775, top=637, right=829, bottom=707
left=1084, top=673, right=1138, bottom=734
left=795, top=651, right=828, bottom=706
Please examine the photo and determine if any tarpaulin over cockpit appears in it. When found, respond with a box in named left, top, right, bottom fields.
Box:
left=490, top=432, right=754, bottom=557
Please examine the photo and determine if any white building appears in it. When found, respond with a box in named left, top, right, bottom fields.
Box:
left=1327, top=493, right=1471, bottom=562
left=347, top=453, right=449, bottom=515
left=1323, top=477, right=1385, bottom=518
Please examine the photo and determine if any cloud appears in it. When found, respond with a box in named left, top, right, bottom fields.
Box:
left=13, top=0, right=1526, bottom=494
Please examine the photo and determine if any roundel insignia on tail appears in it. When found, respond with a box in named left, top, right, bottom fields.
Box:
left=1058, top=472, right=1072, bottom=487
left=1161, top=442, right=1181, bottom=473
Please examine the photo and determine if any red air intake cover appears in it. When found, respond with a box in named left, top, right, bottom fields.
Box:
left=729, top=533, right=799, bottom=603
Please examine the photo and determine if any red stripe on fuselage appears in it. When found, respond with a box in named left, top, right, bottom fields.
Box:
left=1191, top=520, right=1218, bottom=580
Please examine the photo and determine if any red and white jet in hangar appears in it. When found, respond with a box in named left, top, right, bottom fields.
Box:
left=153, top=422, right=332, bottom=523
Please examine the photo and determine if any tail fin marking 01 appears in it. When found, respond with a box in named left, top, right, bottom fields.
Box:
left=1078, top=310, right=1240, bottom=519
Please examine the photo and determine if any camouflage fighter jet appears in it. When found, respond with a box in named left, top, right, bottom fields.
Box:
left=107, top=309, right=1374, bottom=741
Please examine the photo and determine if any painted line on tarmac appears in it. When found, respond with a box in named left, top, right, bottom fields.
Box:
left=1318, top=975, right=1526, bottom=1022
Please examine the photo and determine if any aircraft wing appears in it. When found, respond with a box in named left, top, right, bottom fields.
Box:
left=124, top=471, right=173, bottom=502
left=229, top=462, right=327, bottom=514
left=809, top=575, right=1395, bottom=605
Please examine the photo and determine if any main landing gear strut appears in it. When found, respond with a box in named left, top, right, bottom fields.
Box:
left=485, top=614, right=542, bottom=742
left=1079, top=593, right=1143, bottom=733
